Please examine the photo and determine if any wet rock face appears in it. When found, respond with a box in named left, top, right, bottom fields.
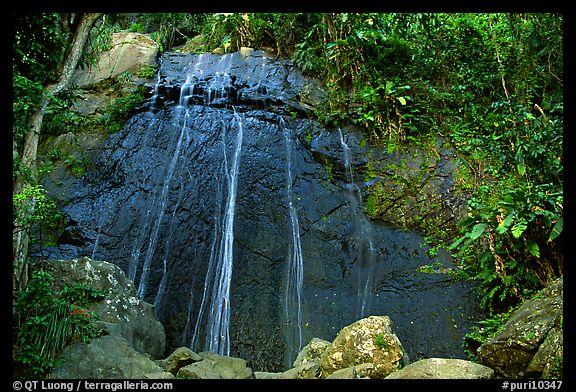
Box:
left=38, top=50, right=480, bottom=372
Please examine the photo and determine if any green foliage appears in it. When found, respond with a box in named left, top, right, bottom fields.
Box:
left=129, top=22, right=146, bottom=33
left=102, top=87, right=146, bottom=133
left=79, top=17, right=118, bottom=70
left=374, top=334, right=390, bottom=350
left=13, top=14, right=69, bottom=85
left=63, top=155, right=87, bottom=177
left=12, top=74, right=44, bottom=145
left=13, top=270, right=105, bottom=378
left=13, top=185, right=64, bottom=231
left=42, top=91, right=104, bottom=137
left=136, top=64, right=157, bottom=79
left=131, top=13, right=206, bottom=51
left=463, top=308, right=514, bottom=361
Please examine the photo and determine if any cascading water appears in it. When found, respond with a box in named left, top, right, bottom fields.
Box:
left=136, top=108, right=190, bottom=299
left=187, top=54, right=244, bottom=356
left=338, top=129, right=378, bottom=318
left=204, top=110, right=243, bottom=355
left=153, top=170, right=186, bottom=312
left=189, top=172, right=224, bottom=350
left=91, top=196, right=104, bottom=260
left=149, top=72, right=161, bottom=109
left=39, top=49, right=482, bottom=371
left=281, top=118, right=305, bottom=366
left=127, top=55, right=206, bottom=299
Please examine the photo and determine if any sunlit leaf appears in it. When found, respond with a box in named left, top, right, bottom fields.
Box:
left=517, top=162, right=526, bottom=176
left=448, top=236, right=466, bottom=251
left=511, top=221, right=527, bottom=238
left=548, top=217, right=563, bottom=242
left=496, top=211, right=515, bottom=235
left=397, top=96, right=407, bottom=105
left=470, top=223, right=488, bottom=240
left=527, top=241, right=540, bottom=258
left=385, top=81, right=394, bottom=95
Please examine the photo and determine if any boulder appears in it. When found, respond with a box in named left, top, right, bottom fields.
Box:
left=526, top=320, right=563, bottom=379
left=385, top=358, right=494, bottom=379
left=163, top=347, right=203, bottom=375
left=278, top=362, right=319, bottom=379
left=319, top=316, right=405, bottom=378
left=176, top=353, right=254, bottom=379
left=293, top=338, right=331, bottom=367
left=325, top=363, right=374, bottom=379
left=51, top=335, right=163, bottom=379
left=477, top=277, right=563, bottom=378
left=73, top=32, right=158, bottom=87
left=45, top=257, right=166, bottom=359
left=144, top=372, right=175, bottom=379
left=70, top=92, right=111, bottom=115
left=254, top=371, right=282, bottom=379
left=177, top=361, right=220, bottom=379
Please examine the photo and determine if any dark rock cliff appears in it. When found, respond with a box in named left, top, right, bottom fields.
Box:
left=36, top=49, right=480, bottom=371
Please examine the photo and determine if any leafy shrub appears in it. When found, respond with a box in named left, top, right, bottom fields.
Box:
left=129, top=22, right=146, bottom=33
left=102, top=87, right=146, bottom=133
left=13, top=185, right=63, bottom=231
left=13, top=271, right=105, bottom=378
left=136, top=65, right=157, bottom=79
left=463, top=308, right=514, bottom=361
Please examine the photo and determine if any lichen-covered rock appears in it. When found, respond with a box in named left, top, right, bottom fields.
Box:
left=73, top=32, right=158, bottom=87
left=254, top=371, right=282, bottom=379
left=278, top=362, right=319, bottom=379
left=526, top=320, right=563, bottom=379
left=385, top=358, right=494, bottom=379
left=144, top=372, right=175, bottom=379
left=477, top=277, right=563, bottom=378
left=51, top=336, right=163, bottom=379
left=176, top=354, right=254, bottom=379
left=163, top=347, right=203, bottom=375
left=293, top=338, right=331, bottom=367
left=325, top=363, right=374, bottom=379
left=319, top=316, right=405, bottom=378
left=45, top=257, right=166, bottom=359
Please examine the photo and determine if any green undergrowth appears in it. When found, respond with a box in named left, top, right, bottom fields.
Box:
left=13, top=270, right=106, bottom=378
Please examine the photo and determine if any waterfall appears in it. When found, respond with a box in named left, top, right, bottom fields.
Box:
left=203, top=110, right=243, bottom=355
left=137, top=109, right=190, bottom=299
left=149, top=72, right=161, bottom=109
left=281, top=118, right=305, bottom=365
left=190, top=168, right=225, bottom=351
left=153, top=171, right=186, bottom=313
left=338, top=129, right=377, bottom=318
left=127, top=115, right=163, bottom=282
left=91, top=196, right=104, bottom=260
left=187, top=54, right=244, bottom=356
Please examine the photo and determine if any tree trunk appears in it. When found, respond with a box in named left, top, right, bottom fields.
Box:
left=13, top=12, right=102, bottom=295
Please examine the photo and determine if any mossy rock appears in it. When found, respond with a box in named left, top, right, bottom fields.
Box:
left=293, top=338, right=331, bottom=367
left=319, top=316, right=405, bottom=378
left=477, top=277, right=563, bottom=378
left=163, top=347, right=203, bottom=375
left=385, top=358, right=494, bottom=379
